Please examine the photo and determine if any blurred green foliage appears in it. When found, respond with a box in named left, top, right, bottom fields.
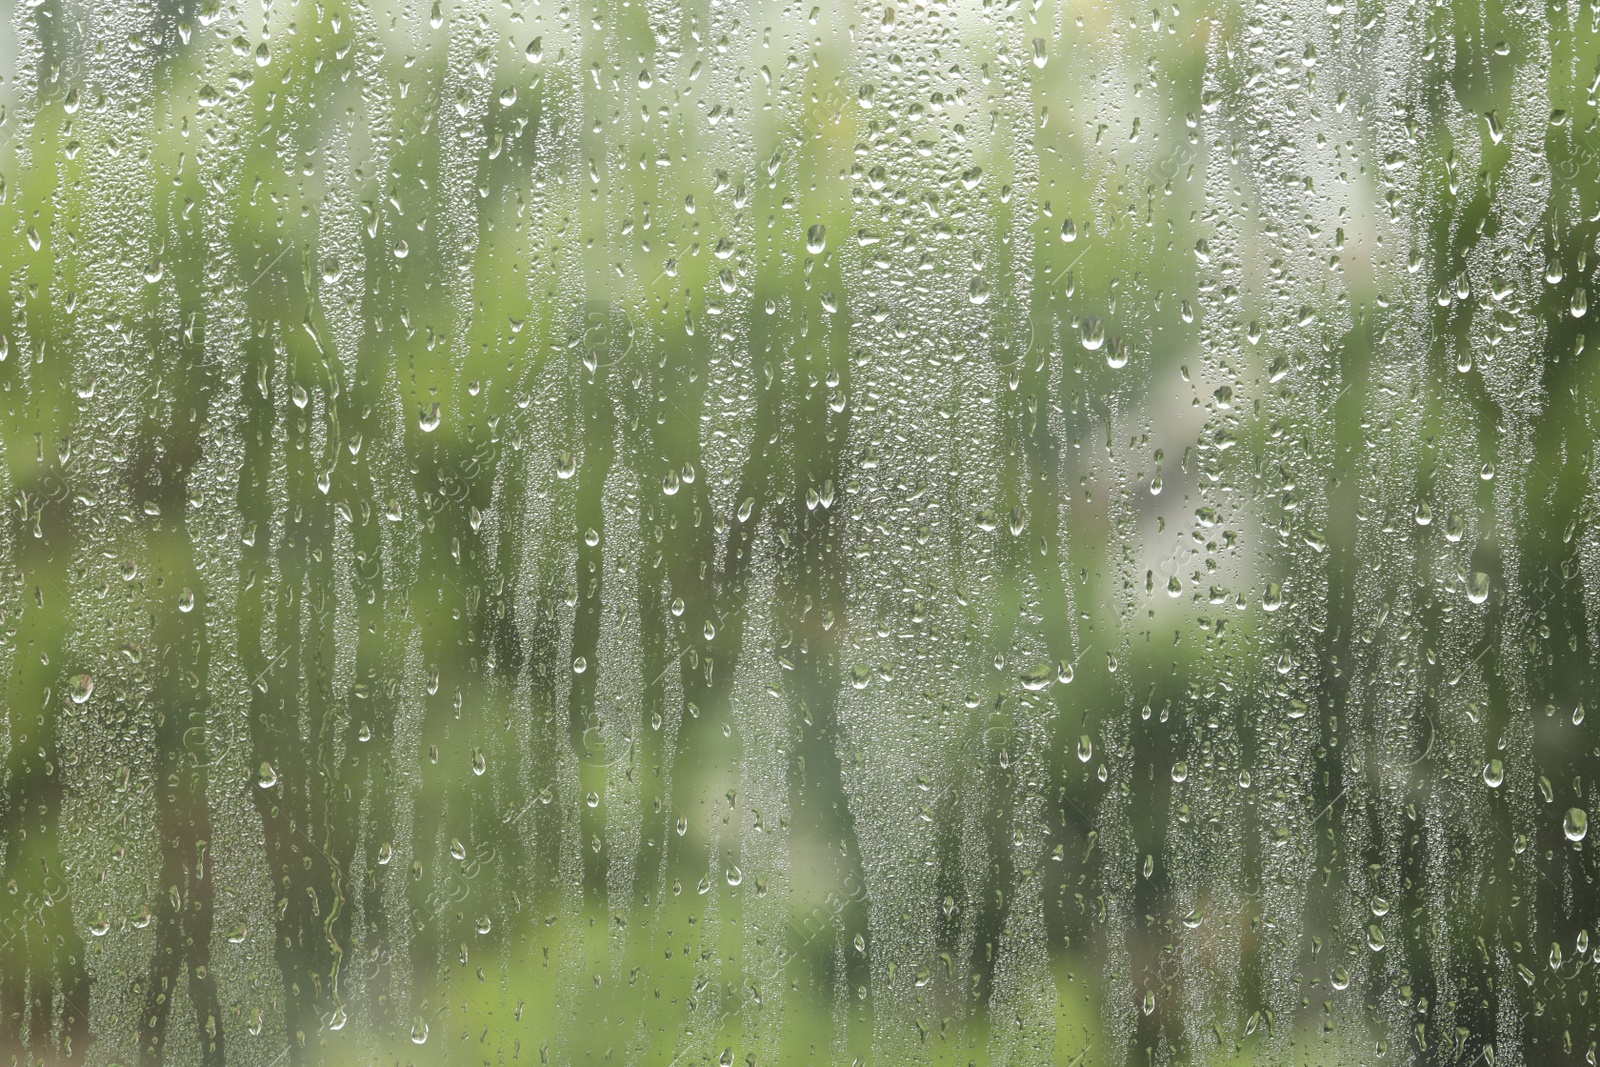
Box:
left=1, top=0, right=1599, bottom=1064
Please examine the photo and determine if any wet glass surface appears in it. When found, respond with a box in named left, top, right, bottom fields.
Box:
left=0, top=0, right=1598, bottom=1063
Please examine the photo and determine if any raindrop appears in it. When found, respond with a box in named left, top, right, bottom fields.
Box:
left=1079, top=316, right=1105, bottom=351
left=1564, top=808, right=1588, bottom=842
left=1105, top=337, right=1128, bottom=369
left=1482, top=759, right=1505, bottom=788
left=1262, top=583, right=1283, bottom=611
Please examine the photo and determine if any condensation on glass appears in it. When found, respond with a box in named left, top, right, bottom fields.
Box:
left=0, top=0, right=1595, bottom=1063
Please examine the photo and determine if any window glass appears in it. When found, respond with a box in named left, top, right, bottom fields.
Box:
left=0, top=0, right=1595, bottom=1063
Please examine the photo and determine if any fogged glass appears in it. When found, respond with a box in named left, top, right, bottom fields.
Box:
left=0, top=0, right=1596, bottom=1063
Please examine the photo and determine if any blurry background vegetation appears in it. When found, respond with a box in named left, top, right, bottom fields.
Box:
left=1, top=0, right=1598, bottom=1062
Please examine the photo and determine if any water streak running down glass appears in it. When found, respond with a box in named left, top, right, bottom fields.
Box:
left=0, top=0, right=1596, bottom=1063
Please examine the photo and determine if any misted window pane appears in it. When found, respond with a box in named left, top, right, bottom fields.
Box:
left=0, top=0, right=1595, bottom=1064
